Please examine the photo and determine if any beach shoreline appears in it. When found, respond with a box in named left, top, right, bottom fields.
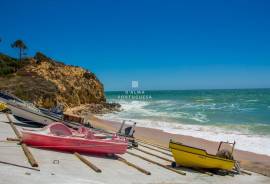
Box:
left=88, top=115, right=270, bottom=177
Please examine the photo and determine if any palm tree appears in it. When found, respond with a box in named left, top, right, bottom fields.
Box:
left=11, top=40, right=27, bottom=61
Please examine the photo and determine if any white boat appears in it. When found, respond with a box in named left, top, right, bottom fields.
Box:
left=6, top=100, right=61, bottom=125
left=1, top=91, right=81, bottom=128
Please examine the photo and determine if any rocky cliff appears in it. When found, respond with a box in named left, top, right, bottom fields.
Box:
left=0, top=53, right=118, bottom=113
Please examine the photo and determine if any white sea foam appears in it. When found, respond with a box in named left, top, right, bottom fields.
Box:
left=99, top=113, right=270, bottom=156
left=246, top=99, right=259, bottom=102
left=101, top=99, right=270, bottom=155
left=99, top=99, right=270, bottom=156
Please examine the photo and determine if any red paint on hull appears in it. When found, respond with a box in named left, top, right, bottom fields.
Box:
left=21, top=123, right=128, bottom=155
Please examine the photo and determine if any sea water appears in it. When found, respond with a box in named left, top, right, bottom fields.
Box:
left=100, top=89, right=270, bottom=155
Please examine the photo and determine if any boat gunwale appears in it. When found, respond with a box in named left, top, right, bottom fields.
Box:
left=169, top=140, right=236, bottom=163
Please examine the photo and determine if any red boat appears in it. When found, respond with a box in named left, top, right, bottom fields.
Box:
left=21, top=122, right=128, bottom=155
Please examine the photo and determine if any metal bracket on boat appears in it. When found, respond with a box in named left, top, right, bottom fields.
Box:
left=118, top=120, right=136, bottom=137
left=217, top=141, right=236, bottom=155
left=118, top=120, right=138, bottom=147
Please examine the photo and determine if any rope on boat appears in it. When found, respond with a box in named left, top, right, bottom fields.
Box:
left=126, top=151, right=186, bottom=176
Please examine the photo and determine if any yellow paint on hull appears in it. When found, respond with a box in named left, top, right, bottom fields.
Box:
left=169, top=141, right=235, bottom=171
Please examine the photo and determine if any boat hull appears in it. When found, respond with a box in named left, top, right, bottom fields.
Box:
left=7, top=103, right=59, bottom=125
left=22, top=131, right=128, bottom=155
left=169, top=141, right=235, bottom=171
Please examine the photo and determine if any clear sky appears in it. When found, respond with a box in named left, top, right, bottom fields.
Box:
left=0, top=0, right=270, bottom=91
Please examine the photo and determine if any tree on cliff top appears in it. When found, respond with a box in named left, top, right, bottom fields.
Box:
left=11, top=39, right=27, bottom=62
left=34, top=51, right=50, bottom=63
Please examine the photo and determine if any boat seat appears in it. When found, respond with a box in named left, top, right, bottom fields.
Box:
left=49, top=123, right=73, bottom=136
left=78, top=126, right=89, bottom=134
left=85, top=131, right=95, bottom=139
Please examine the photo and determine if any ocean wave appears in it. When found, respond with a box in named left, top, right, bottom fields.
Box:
left=116, top=100, right=210, bottom=123
left=245, top=99, right=259, bottom=102
left=177, top=102, right=256, bottom=112
left=98, top=114, right=270, bottom=156
left=195, top=98, right=214, bottom=102
left=104, top=89, right=270, bottom=155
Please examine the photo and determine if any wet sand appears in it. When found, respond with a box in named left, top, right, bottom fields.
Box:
left=89, top=115, right=270, bottom=177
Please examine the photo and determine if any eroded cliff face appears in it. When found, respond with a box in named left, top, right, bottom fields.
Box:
left=0, top=56, right=107, bottom=110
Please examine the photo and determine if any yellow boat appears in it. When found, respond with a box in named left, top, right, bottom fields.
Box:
left=0, top=102, right=7, bottom=111
left=169, top=140, right=236, bottom=171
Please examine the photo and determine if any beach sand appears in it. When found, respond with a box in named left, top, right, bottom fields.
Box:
left=89, top=115, right=270, bottom=177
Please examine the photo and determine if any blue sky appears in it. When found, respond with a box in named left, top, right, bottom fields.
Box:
left=0, top=0, right=270, bottom=91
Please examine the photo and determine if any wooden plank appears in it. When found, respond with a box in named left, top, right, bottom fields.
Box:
left=6, top=137, right=20, bottom=142
left=127, top=151, right=186, bottom=175
left=74, top=152, right=101, bottom=173
left=134, top=147, right=174, bottom=163
left=139, top=143, right=172, bottom=157
left=5, top=113, right=39, bottom=167
left=136, top=139, right=170, bottom=152
left=240, top=170, right=252, bottom=175
left=6, top=114, right=22, bottom=139
left=21, top=143, right=39, bottom=167
left=115, top=155, right=151, bottom=175
left=194, top=168, right=214, bottom=176
left=0, top=160, right=40, bottom=171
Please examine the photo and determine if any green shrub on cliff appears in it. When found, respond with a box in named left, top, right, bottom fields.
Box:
left=34, top=52, right=50, bottom=63
left=0, top=54, right=18, bottom=76
left=0, top=54, right=31, bottom=76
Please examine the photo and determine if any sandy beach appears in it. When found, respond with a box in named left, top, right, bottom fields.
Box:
left=89, top=115, right=270, bottom=177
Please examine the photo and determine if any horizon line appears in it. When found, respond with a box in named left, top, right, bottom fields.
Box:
left=105, top=87, right=270, bottom=93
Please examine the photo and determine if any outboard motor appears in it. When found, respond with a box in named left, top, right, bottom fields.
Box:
left=118, top=120, right=138, bottom=147
left=118, top=120, right=136, bottom=137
